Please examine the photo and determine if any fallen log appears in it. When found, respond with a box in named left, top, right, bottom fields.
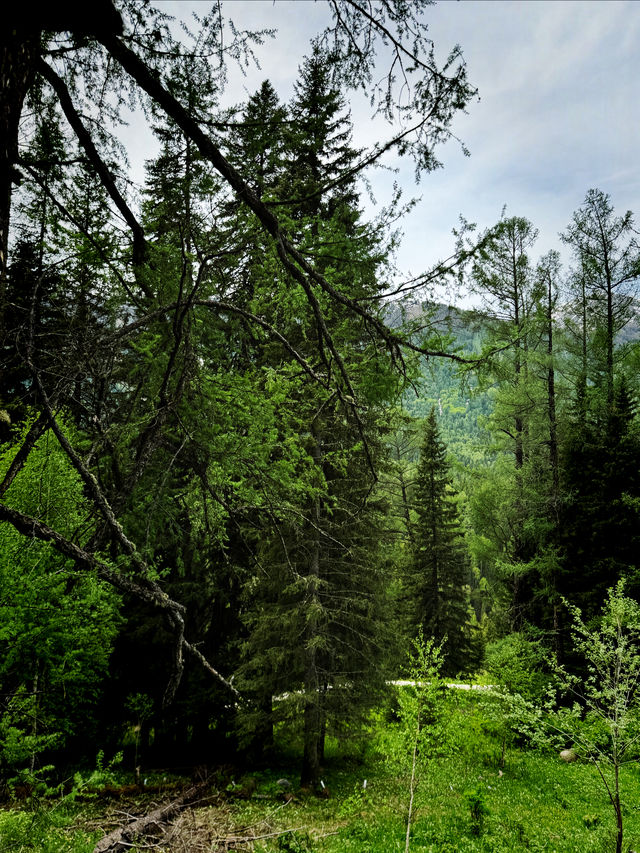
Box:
left=92, top=782, right=213, bottom=853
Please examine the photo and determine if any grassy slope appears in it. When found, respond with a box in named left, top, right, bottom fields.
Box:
left=2, top=690, right=639, bottom=852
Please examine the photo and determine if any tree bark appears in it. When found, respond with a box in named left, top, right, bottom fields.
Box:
left=0, top=32, right=38, bottom=332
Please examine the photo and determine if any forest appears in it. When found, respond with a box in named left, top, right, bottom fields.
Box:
left=1, top=2, right=640, bottom=851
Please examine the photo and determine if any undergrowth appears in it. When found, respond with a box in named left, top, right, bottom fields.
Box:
left=2, top=690, right=639, bottom=852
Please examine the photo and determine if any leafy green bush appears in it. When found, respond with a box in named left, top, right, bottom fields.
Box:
left=0, top=421, right=121, bottom=778
left=484, top=630, right=553, bottom=703
left=275, top=831, right=315, bottom=852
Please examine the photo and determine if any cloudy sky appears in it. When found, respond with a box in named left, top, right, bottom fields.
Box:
left=125, top=0, right=640, bottom=301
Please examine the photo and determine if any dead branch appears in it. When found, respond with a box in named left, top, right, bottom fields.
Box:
left=37, top=57, right=151, bottom=291
left=91, top=783, right=213, bottom=853
left=0, top=499, right=239, bottom=700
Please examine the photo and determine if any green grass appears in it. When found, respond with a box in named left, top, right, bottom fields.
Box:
left=236, top=754, right=634, bottom=853
left=2, top=691, right=640, bottom=852
left=0, top=802, right=100, bottom=852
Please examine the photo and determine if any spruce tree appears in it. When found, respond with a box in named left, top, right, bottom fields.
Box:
left=233, top=52, right=397, bottom=786
left=559, top=380, right=640, bottom=619
left=410, top=409, right=475, bottom=675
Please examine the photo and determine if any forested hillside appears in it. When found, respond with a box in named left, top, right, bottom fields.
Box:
left=1, top=3, right=639, bottom=851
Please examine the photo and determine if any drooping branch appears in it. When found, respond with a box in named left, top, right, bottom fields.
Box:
left=36, top=57, right=153, bottom=298
left=96, top=32, right=478, bottom=369
left=34, top=369, right=149, bottom=573
left=0, top=498, right=239, bottom=700
left=20, top=275, right=237, bottom=701
left=338, top=0, right=437, bottom=79
left=0, top=499, right=175, bottom=607
left=0, top=412, right=48, bottom=498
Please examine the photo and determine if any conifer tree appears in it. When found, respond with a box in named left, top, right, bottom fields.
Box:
left=559, top=380, right=640, bottom=619
left=410, top=409, right=475, bottom=675
left=468, top=216, right=554, bottom=627
left=233, top=53, right=398, bottom=785
left=560, top=189, right=640, bottom=417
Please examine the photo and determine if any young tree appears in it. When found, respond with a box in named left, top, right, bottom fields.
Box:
left=396, top=634, right=447, bottom=853
left=552, top=583, right=640, bottom=853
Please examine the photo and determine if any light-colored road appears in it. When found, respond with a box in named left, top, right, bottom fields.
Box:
left=388, top=681, right=493, bottom=690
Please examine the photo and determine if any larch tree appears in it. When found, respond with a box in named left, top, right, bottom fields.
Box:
left=560, top=189, right=640, bottom=417
left=468, top=215, right=554, bottom=628
left=556, top=191, right=640, bottom=621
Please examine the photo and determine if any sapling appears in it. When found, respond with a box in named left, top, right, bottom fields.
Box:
left=550, top=582, right=640, bottom=853
left=463, top=785, right=488, bottom=836
left=124, top=692, right=154, bottom=777
left=394, top=632, right=447, bottom=853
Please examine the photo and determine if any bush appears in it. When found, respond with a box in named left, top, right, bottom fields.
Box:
left=484, top=630, right=553, bottom=703
left=463, top=785, right=489, bottom=836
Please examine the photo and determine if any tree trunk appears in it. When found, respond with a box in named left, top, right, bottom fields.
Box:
left=546, top=273, right=559, bottom=506
left=545, top=268, right=563, bottom=660
left=301, top=692, right=321, bottom=787
left=0, top=33, right=38, bottom=331
left=301, top=428, right=323, bottom=789
left=615, top=762, right=623, bottom=853
left=576, top=264, right=588, bottom=423
left=92, top=782, right=211, bottom=853
left=248, top=693, right=274, bottom=764
left=317, top=681, right=327, bottom=764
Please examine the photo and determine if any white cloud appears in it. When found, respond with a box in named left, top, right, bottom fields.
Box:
left=114, top=0, right=640, bottom=298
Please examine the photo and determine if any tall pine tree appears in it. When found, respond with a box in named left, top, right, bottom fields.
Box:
left=410, top=409, right=476, bottom=675
left=233, top=50, right=398, bottom=786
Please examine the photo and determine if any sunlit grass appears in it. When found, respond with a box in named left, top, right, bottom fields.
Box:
left=3, top=690, right=640, bottom=852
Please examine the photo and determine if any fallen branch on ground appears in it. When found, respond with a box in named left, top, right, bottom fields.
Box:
left=91, top=783, right=214, bottom=853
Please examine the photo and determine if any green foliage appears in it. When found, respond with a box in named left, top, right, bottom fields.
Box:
left=275, top=831, right=316, bottom=852
left=232, top=48, right=400, bottom=781
left=386, top=635, right=448, bottom=772
left=78, top=750, right=123, bottom=792
left=484, top=631, right=552, bottom=704
left=558, top=383, right=640, bottom=616
left=405, top=410, right=479, bottom=675
left=0, top=751, right=124, bottom=852
left=463, top=785, right=489, bottom=836
left=0, top=807, right=96, bottom=853
left=337, top=782, right=369, bottom=818
left=0, top=422, right=120, bottom=775
left=552, top=582, right=640, bottom=762
left=213, top=687, right=640, bottom=852
left=546, top=582, right=640, bottom=853
left=560, top=188, right=640, bottom=412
